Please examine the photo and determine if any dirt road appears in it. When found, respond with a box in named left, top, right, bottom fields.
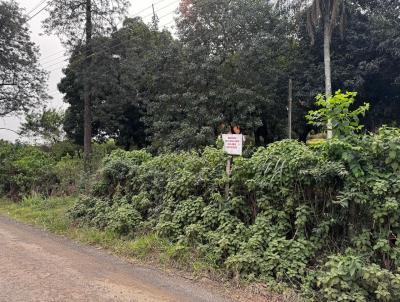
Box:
left=0, top=215, right=234, bottom=302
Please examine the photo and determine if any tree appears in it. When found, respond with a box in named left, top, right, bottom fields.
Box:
left=306, top=90, right=369, bottom=137
left=57, top=0, right=400, bottom=151
left=154, top=0, right=294, bottom=149
left=279, top=0, right=346, bottom=138
left=58, top=2, right=295, bottom=151
left=0, top=0, right=47, bottom=117
left=292, top=0, right=400, bottom=132
left=304, top=0, right=346, bottom=139
left=43, top=0, right=129, bottom=163
left=20, top=108, right=65, bottom=144
left=359, top=0, right=400, bottom=129
left=59, top=18, right=175, bottom=150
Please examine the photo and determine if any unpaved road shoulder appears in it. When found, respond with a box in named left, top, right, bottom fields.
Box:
left=0, top=215, right=234, bottom=302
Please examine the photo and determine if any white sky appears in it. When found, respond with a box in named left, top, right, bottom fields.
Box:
left=0, top=0, right=179, bottom=142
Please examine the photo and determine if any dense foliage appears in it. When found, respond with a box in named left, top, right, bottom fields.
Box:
left=0, top=141, right=55, bottom=199
left=20, top=109, right=65, bottom=144
left=57, top=0, right=400, bottom=151
left=306, top=90, right=370, bottom=137
left=67, top=127, right=400, bottom=301
left=2, top=0, right=400, bottom=300
left=0, top=139, right=117, bottom=199
left=0, top=0, right=47, bottom=117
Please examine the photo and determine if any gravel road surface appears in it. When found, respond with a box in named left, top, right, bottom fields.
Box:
left=0, top=215, right=235, bottom=302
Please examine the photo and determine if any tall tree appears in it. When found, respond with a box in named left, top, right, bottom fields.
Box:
left=162, top=0, right=293, bottom=149
left=43, top=0, right=129, bottom=163
left=305, top=0, right=345, bottom=139
left=59, top=18, right=176, bottom=150
left=291, top=0, right=400, bottom=132
left=0, top=0, right=47, bottom=117
left=280, top=0, right=345, bottom=138
left=57, top=0, right=400, bottom=151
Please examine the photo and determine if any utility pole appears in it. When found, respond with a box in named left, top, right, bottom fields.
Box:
left=288, top=78, right=293, bottom=139
left=84, top=0, right=93, bottom=169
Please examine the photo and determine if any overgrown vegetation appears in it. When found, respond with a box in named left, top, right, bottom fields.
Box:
left=0, top=139, right=117, bottom=199
left=55, top=0, right=400, bottom=151
left=1, top=126, right=400, bottom=301
left=306, top=90, right=370, bottom=138
left=58, top=127, right=400, bottom=301
left=2, top=0, right=400, bottom=301
left=3, top=88, right=400, bottom=302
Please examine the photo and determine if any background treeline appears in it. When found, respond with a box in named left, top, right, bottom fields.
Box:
left=58, top=0, right=400, bottom=152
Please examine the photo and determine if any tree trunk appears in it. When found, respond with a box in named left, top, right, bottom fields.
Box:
left=84, top=0, right=93, bottom=168
left=323, top=16, right=333, bottom=139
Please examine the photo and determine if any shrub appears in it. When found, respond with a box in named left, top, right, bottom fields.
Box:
left=0, top=139, right=122, bottom=199
left=0, top=141, right=56, bottom=199
left=67, top=127, right=400, bottom=300
left=54, top=154, right=84, bottom=195
left=316, top=252, right=400, bottom=302
left=306, top=90, right=370, bottom=138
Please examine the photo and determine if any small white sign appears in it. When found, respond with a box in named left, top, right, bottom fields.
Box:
left=222, top=134, right=243, bottom=156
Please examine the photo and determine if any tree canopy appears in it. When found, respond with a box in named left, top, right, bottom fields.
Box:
left=43, top=0, right=130, bottom=161
left=57, top=0, right=400, bottom=151
left=43, top=0, right=130, bottom=47
left=20, top=108, right=65, bottom=144
left=0, top=0, right=47, bottom=117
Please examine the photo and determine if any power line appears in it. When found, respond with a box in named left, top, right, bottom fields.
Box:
left=47, top=11, right=178, bottom=73
left=27, top=1, right=50, bottom=21
left=162, top=19, right=176, bottom=27
left=0, top=128, right=20, bottom=135
left=132, top=0, right=172, bottom=16
left=43, top=59, right=68, bottom=70
left=141, top=0, right=179, bottom=20
left=158, top=9, right=177, bottom=20
left=46, top=2, right=181, bottom=73
left=42, top=1, right=179, bottom=68
left=26, top=0, right=47, bottom=16
left=41, top=54, right=68, bottom=66
left=40, top=50, right=66, bottom=61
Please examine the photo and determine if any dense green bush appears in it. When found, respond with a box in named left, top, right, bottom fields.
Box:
left=2, top=127, right=398, bottom=300
left=54, top=154, right=84, bottom=195
left=0, top=139, right=118, bottom=199
left=315, top=251, right=400, bottom=302
left=0, top=141, right=56, bottom=199
left=67, top=127, right=400, bottom=300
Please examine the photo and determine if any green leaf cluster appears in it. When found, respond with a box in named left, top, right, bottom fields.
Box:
left=67, top=127, right=400, bottom=300
left=306, top=90, right=370, bottom=138
left=0, top=141, right=56, bottom=199
left=0, top=139, right=118, bottom=199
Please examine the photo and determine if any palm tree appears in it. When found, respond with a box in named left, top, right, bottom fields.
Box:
left=277, top=0, right=346, bottom=138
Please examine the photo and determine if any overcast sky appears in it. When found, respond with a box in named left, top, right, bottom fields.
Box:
left=0, top=0, right=179, bottom=142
